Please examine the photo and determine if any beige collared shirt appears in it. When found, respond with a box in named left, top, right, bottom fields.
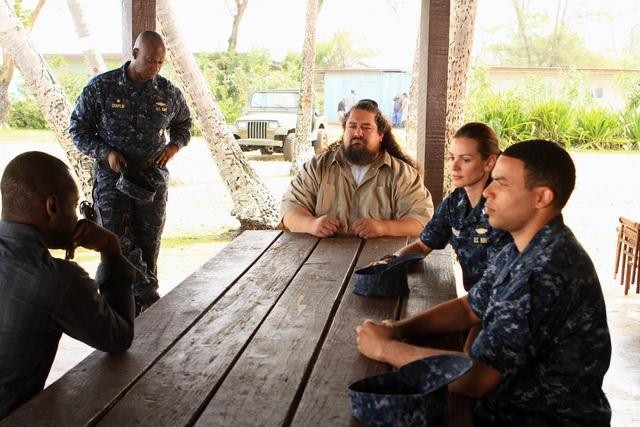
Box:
left=280, top=149, right=434, bottom=234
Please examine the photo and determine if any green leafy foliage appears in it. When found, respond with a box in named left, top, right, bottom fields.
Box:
left=8, top=98, right=46, bottom=129
left=571, top=108, right=623, bottom=149
left=529, top=101, right=573, bottom=146
left=196, top=49, right=301, bottom=123
left=465, top=65, right=639, bottom=151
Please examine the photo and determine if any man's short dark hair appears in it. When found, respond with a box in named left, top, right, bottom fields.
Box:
left=1, top=151, right=77, bottom=217
left=502, top=140, right=575, bottom=210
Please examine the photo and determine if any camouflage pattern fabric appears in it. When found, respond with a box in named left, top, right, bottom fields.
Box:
left=70, top=62, right=191, bottom=306
left=468, top=215, right=611, bottom=426
left=419, top=187, right=510, bottom=291
left=348, top=355, right=472, bottom=426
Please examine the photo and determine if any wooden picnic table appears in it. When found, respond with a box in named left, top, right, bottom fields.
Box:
left=2, top=231, right=473, bottom=426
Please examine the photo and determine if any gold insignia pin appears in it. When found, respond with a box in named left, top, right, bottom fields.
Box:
left=475, top=227, right=488, bottom=234
left=452, top=228, right=460, bottom=237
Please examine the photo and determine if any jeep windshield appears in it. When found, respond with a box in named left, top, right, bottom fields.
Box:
left=250, top=92, right=299, bottom=109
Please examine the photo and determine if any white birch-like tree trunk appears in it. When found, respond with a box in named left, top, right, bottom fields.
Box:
left=290, top=0, right=318, bottom=175
left=0, top=0, right=94, bottom=200
left=0, top=0, right=46, bottom=125
left=405, top=30, right=420, bottom=158
left=226, top=0, right=249, bottom=52
left=447, top=0, right=478, bottom=144
left=444, top=0, right=478, bottom=193
left=156, top=0, right=279, bottom=229
left=66, top=0, right=106, bottom=75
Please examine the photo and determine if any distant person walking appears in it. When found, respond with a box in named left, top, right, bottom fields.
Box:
left=392, top=93, right=403, bottom=128
left=337, top=97, right=346, bottom=122
left=400, top=92, right=409, bottom=128
left=345, top=89, right=357, bottom=111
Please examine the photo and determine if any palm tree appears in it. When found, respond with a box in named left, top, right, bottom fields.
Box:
left=446, top=0, right=478, bottom=144
left=66, top=0, right=106, bottom=75
left=0, top=0, right=94, bottom=200
left=156, top=0, right=279, bottom=229
left=290, top=0, right=319, bottom=174
left=404, top=0, right=478, bottom=191
left=0, top=0, right=46, bottom=126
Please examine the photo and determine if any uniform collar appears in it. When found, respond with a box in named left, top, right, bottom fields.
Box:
left=121, top=61, right=158, bottom=89
left=490, top=214, right=565, bottom=287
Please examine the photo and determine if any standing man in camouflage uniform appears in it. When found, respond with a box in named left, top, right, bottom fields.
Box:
left=356, top=140, right=611, bottom=425
left=70, top=31, right=191, bottom=315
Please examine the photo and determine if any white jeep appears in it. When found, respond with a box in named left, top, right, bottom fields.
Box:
left=229, top=89, right=328, bottom=161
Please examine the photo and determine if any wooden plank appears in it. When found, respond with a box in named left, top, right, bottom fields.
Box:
left=1, top=230, right=280, bottom=426
left=290, top=236, right=409, bottom=426
left=195, top=237, right=362, bottom=426
left=403, top=248, right=457, bottom=318
left=97, top=232, right=318, bottom=426
left=402, top=247, right=473, bottom=427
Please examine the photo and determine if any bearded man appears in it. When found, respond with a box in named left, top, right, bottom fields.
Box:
left=280, top=99, right=433, bottom=238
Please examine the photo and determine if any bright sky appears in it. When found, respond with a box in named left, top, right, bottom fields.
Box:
left=15, top=0, right=640, bottom=68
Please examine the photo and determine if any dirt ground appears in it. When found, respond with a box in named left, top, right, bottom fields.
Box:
left=1, top=129, right=639, bottom=425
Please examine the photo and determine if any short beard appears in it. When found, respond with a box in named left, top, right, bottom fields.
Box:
left=342, top=143, right=378, bottom=165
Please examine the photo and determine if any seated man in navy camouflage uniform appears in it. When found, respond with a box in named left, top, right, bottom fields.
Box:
left=70, top=30, right=191, bottom=315
left=356, top=140, right=611, bottom=425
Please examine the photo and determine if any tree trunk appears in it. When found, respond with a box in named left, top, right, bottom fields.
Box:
left=511, top=0, right=532, bottom=66
left=290, top=0, right=318, bottom=175
left=0, top=53, right=14, bottom=125
left=156, top=0, right=279, bottom=229
left=405, top=30, right=420, bottom=160
left=227, top=0, right=248, bottom=53
left=0, top=0, right=46, bottom=126
left=0, top=0, right=94, bottom=200
left=66, top=0, right=107, bottom=75
left=446, top=0, right=478, bottom=143
left=444, top=0, right=478, bottom=193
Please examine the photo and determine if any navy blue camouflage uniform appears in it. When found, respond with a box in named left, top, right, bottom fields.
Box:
left=70, top=61, right=191, bottom=307
left=419, top=187, right=510, bottom=291
left=468, top=215, right=611, bottom=426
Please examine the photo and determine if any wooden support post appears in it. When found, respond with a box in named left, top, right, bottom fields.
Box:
left=121, top=0, right=156, bottom=60
left=417, top=0, right=450, bottom=207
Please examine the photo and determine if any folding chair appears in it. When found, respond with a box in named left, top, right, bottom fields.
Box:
left=614, top=217, right=640, bottom=295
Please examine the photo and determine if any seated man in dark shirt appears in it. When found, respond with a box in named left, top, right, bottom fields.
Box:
left=0, top=152, right=136, bottom=420
left=356, top=140, right=611, bottom=425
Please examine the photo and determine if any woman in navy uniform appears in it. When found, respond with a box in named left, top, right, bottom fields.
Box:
left=379, top=122, right=509, bottom=349
left=381, top=122, right=508, bottom=290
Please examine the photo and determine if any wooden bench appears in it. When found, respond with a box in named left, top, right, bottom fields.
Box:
left=2, top=231, right=471, bottom=426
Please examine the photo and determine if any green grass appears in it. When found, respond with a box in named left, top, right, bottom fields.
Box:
left=0, top=128, right=56, bottom=143
left=161, top=229, right=240, bottom=249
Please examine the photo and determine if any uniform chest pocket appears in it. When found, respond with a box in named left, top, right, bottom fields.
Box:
left=467, top=226, right=491, bottom=245
left=149, top=99, right=170, bottom=131
left=102, top=96, right=132, bottom=129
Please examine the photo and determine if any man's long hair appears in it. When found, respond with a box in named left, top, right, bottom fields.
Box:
left=337, top=99, right=417, bottom=169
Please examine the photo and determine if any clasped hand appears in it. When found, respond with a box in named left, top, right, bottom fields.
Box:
left=107, top=144, right=178, bottom=173
left=66, top=219, right=121, bottom=260
left=355, top=319, right=398, bottom=362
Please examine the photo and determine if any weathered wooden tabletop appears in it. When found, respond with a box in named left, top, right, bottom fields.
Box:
left=2, top=230, right=472, bottom=426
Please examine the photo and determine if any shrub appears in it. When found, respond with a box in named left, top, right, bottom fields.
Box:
left=571, top=108, right=622, bottom=149
left=8, top=98, right=47, bottom=129
left=529, top=101, right=573, bottom=146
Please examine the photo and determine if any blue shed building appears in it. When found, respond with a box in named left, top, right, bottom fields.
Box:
left=319, top=68, right=411, bottom=123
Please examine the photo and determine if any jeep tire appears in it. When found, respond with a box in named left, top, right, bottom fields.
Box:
left=313, top=128, right=328, bottom=156
left=283, top=133, right=294, bottom=161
